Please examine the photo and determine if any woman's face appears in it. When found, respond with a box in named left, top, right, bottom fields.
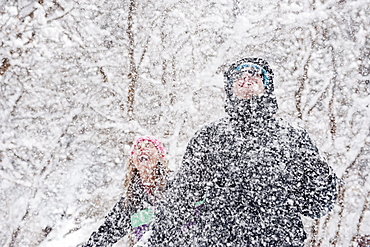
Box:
left=132, top=140, right=160, bottom=175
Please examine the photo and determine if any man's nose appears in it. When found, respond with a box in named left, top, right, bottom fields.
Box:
left=243, top=74, right=253, bottom=80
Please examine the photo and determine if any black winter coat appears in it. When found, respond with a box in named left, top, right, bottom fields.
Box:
left=83, top=177, right=156, bottom=247
left=149, top=58, right=337, bottom=247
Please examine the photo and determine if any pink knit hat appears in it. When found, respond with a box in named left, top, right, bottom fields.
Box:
left=130, top=136, right=166, bottom=157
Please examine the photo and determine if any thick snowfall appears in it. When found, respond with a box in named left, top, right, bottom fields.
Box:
left=0, top=0, right=369, bottom=247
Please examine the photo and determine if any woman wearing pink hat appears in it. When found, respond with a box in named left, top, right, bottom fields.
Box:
left=83, top=136, right=170, bottom=247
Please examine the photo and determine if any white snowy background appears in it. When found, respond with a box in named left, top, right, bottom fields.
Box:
left=1, top=0, right=369, bottom=246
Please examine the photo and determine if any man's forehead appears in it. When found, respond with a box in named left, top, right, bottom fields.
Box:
left=231, top=67, right=263, bottom=78
left=234, top=63, right=262, bottom=71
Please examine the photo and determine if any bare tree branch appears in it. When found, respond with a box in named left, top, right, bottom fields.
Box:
left=126, top=0, right=137, bottom=121
left=46, top=7, right=74, bottom=24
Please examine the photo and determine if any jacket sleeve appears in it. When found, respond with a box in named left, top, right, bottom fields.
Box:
left=289, top=129, right=338, bottom=218
left=82, top=198, right=131, bottom=247
left=149, top=127, right=212, bottom=246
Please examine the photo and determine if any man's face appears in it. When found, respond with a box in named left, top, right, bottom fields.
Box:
left=232, top=69, right=265, bottom=99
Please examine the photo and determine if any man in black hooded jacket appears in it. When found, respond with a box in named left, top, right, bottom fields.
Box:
left=148, top=57, right=337, bottom=246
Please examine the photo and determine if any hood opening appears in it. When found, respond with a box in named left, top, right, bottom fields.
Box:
left=223, top=57, right=278, bottom=124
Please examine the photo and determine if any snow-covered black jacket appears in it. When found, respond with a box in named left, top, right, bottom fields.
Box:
left=83, top=177, right=156, bottom=247
left=149, top=58, right=337, bottom=246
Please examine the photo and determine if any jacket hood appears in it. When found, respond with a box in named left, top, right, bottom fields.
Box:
left=223, top=57, right=278, bottom=128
